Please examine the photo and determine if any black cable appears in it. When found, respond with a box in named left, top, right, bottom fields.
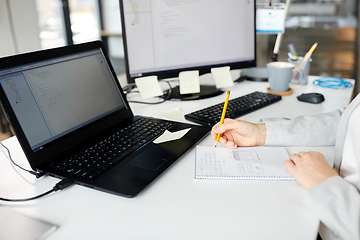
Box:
left=0, top=178, right=73, bottom=202
left=128, top=97, right=167, bottom=105
left=122, top=84, right=136, bottom=95
left=0, top=142, right=45, bottom=178
left=127, top=80, right=173, bottom=104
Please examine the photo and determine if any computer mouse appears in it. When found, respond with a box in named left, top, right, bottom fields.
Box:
left=297, top=93, right=325, bottom=104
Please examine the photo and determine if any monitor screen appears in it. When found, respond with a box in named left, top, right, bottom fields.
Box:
left=119, top=0, right=256, bottom=99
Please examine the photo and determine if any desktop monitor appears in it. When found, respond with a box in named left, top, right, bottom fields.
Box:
left=119, top=0, right=256, bottom=100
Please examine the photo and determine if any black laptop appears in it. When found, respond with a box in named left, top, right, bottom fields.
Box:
left=0, top=41, right=210, bottom=197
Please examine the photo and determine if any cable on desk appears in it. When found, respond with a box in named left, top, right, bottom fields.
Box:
left=0, top=178, right=73, bottom=202
left=313, top=77, right=353, bottom=89
left=122, top=83, right=136, bottom=95
left=126, top=80, right=172, bottom=104
left=0, top=142, right=45, bottom=178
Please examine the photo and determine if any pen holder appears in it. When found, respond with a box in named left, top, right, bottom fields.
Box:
left=288, top=57, right=312, bottom=85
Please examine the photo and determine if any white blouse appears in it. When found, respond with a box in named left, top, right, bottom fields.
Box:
left=340, top=104, right=360, bottom=189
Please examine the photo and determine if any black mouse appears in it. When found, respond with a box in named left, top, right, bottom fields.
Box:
left=297, top=93, right=325, bottom=104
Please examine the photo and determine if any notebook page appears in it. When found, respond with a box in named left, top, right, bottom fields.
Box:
left=195, top=146, right=295, bottom=181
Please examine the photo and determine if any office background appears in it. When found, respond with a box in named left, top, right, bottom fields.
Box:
left=0, top=0, right=359, bottom=138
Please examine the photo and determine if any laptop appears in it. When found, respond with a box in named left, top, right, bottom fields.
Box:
left=0, top=41, right=210, bottom=197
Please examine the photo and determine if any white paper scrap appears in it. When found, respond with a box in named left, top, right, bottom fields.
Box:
left=135, top=76, right=163, bottom=99
left=211, top=66, right=234, bottom=88
left=159, top=108, right=185, bottom=121
left=153, top=128, right=191, bottom=144
left=179, top=70, right=200, bottom=94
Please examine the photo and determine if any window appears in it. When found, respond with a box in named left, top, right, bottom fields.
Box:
left=69, top=0, right=100, bottom=44
left=36, top=0, right=66, bottom=49
left=35, top=0, right=101, bottom=49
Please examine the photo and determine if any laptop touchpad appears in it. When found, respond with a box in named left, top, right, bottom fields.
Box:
left=127, top=145, right=176, bottom=171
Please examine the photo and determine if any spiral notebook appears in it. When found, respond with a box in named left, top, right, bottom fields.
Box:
left=195, top=146, right=295, bottom=182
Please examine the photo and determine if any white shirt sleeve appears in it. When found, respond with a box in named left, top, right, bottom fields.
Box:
left=303, top=176, right=360, bottom=240
left=261, top=110, right=343, bottom=146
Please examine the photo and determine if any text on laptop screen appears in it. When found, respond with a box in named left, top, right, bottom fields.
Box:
left=0, top=49, right=126, bottom=152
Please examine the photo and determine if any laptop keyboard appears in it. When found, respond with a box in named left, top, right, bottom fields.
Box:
left=51, top=118, right=174, bottom=180
left=185, top=91, right=281, bottom=126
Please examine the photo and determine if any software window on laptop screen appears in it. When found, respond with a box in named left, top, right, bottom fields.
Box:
left=0, top=50, right=125, bottom=151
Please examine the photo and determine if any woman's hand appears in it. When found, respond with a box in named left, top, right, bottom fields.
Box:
left=211, top=118, right=267, bottom=148
left=284, top=151, right=340, bottom=190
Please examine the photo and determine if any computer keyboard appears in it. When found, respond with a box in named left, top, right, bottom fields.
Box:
left=51, top=118, right=174, bottom=180
left=185, top=91, right=281, bottom=126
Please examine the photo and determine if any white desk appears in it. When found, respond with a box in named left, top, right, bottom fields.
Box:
left=0, top=72, right=354, bottom=240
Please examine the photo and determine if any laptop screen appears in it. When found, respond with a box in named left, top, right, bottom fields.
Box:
left=0, top=48, right=126, bottom=152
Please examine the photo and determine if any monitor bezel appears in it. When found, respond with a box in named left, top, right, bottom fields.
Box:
left=119, top=0, right=257, bottom=84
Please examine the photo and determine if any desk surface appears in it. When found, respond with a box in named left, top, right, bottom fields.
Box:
left=0, top=72, right=354, bottom=240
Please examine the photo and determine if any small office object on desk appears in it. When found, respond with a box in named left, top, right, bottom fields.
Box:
left=0, top=73, right=354, bottom=240
left=313, top=76, right=353, bottom=89
left=292, top=42, right=318, bottom=79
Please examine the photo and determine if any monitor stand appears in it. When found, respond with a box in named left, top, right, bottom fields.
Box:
left=235, top=67, right=268, bottom=82
left=164, top=85, right=224, bottom=101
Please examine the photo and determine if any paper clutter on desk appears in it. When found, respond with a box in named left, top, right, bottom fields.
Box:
left=211, top=66, right=234, bottom=88
left=179, top=70, right=200, bottom=94
left=153, top=128, right=191, bottom=144
left=135, top=76, right=163, bottom=99
left=159, top=108, right=185, bottom=121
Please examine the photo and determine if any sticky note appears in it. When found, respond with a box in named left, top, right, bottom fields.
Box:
left=179, top=70, right=200, bottom=94
left=153, top=128, right=191, bottom=144
left=211, top=66, right=234, bottom=88
left=159, top=108, right=185, bottom=121
left=135, top=76, right=163, bottom=99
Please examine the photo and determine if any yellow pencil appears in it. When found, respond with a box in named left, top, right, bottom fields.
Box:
left=215, top=90, right=230, bottom=147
